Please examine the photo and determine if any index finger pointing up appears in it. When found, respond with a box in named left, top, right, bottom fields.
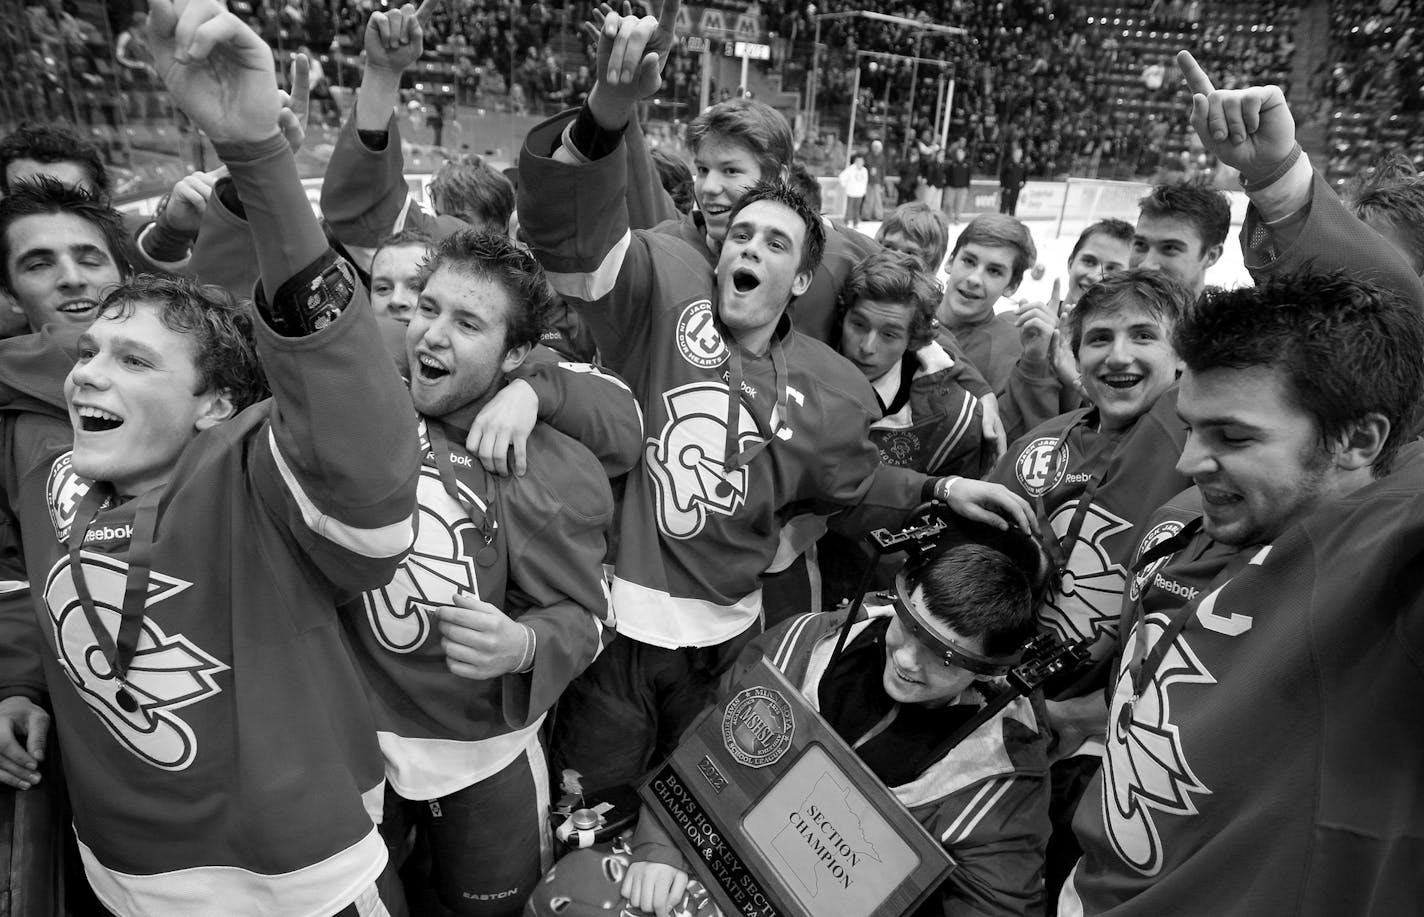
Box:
left=657, top=0, right=681, bottom=39
left=415, top=0, right=442, bottom=26
left=1176, top=50, right=1215, bottom=96
left=1048, top=277, right=1062, bottom=315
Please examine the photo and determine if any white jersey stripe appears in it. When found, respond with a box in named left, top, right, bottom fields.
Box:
left=941, top=776, right=1015, bottom=845
left=544, top=230, right=632, bottom=303
left=268, top=430, right=414, bottom=559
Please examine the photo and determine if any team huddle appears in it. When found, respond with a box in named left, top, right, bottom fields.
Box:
left=0, top=0, right=1421, bottom=916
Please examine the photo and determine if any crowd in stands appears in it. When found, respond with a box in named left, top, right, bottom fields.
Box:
left=1318, top=0, right=1423, bottom=185
left=3, top=1, right=1424, bottom=917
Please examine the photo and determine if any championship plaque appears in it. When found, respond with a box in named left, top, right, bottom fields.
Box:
left=638, top=656, right=955, bottom=917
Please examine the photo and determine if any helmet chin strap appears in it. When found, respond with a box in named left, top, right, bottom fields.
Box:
left=889, top=571, right=1024, bottom=677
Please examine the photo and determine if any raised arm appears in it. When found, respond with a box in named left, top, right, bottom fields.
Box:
left=150, top=0, right=419, bottom=592
left=320, top=1, right=446, bottom=258
left=1176, top=50, right=1424, bottom=308
left=515, top=0, right=689, bottom=370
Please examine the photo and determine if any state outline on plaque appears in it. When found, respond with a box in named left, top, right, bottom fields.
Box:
left=770, top=769, right=885, bottom=897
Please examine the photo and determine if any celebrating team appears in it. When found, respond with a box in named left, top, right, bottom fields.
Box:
left=0, top=0, right=1421, bottom=915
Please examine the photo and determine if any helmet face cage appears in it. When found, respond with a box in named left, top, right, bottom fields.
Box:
left=889, top=571, right=1023, bottom=677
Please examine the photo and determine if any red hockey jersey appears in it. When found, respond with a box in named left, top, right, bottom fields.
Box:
left=2, top=286, right=420, bottom=915
left=1066, top=453, right=1424, bottom=914
left=989, top=390, right=1189, bottom=683
left=345, top=415, right=613, bottom=800
left=517, top=113, right=927, bottom=648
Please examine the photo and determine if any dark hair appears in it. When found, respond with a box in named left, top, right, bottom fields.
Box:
left=833, top=250, right=938, bottom=353
left=417, top=230, right=557, bottom=351
left=1070, top=218, right=1135, bottom=262
left=1347, top=159, right=1424, bottom=276
left=914, top=543, right=1038, bottom=658
left=685, top=98, right=794, bottom=182
left=1137, top=182, right=1231, bottom=251
left=1174, top=270, right=1424, bottom=476
left=99, top=274, right=268, bottom=413
left=372, top=227, right=434, bottom=273
left=878, top=202, right=950, bottom=274
left=651, top=147, right=695, bottom=215
left=727, top=180, right=826, bottom=278
left=428, top=155, right=516, bottom=233
left=951, top=214, right=1037, bottom=287
left=0, top=177, right=132, bottom=294
left=0, top=122, right=111, bottom=198
left=1068, top=268, right=1192, bottom=356
left=788, top=162, right=822, bottom=213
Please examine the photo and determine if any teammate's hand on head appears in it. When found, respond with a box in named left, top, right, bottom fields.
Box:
left=147, top=0, right=280, bottom=145
left=939, top=479, right=1034, bottom=534
left=980, top=393, right=1007, bottom=463
left=1176, top=50, right=1296, bottom=181
left=157, top=168, right=221, bottom=237
left=432, top=591, right=531, bottom=680
left=1014, top=279, right=1061, bottom=363
left=467, top=377, right=537, bottom=477
left=620, top=861, right=690, bottom=917
left=587, top=0, right=679, bottom=130
left=0, top=696, right=49, bottom=790
left=364, top=0, right=437, bottom=76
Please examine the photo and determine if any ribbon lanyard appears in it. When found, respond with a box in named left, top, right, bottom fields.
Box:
left=1119, top=517, right=1217, bottom=729
left=722, top=338, right=789, bottom=474
left=425, top=420, right=500, bottom=568
left=1035, top=413, right=1130, bottom=575
left=67, top=484, right=163, bottom=714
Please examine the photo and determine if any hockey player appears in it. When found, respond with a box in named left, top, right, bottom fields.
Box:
left=988, top=269, right=1194, bottom=904
left=516, top=0, right=1035, bottom=795
left=529, top=519, right=1053, bottom=917
left=0, top=179, right=130, bottom=331
left=1128, top=182, right=1228, bottom=299
left=937, top=213, right=1039, bottom=394
left=1061, top=271, right=1424, bottom=916
left=343, top=230, right=622, bottom=915
left=997, top=219, right=1136, bottom=444
left=1061, top=54, right=1424, bottom=916
left=0, top=3, right=420, bottom=913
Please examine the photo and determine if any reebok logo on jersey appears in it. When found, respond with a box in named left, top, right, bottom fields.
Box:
left=1129, top=519, right=1185, bottom=602
left=83, top=523, right=133, bottom=546
left=1152, top=574, right=1199, bottom=601
left=1014, top=437, right=1069, bottom=496
left=675, top=299, right=729, bottom=369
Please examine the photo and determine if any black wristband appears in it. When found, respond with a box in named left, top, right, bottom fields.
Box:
left=567, top=104, right=624, bottom=161
left=255, top=250, right=357, bottom=337
left=357, top=128, right=390, bottom=152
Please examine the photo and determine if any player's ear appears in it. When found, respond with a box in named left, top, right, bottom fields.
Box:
left=195, top=388, right=237, bottom=431
left=1202, top=242, right=1223, bottom=268
left=500, top=341, right=534, bottom=375
left=1333, top=412, right=1390, bottom=472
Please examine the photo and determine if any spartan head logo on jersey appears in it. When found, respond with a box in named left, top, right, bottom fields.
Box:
left=675, top=300, right=729, bottom=369
left=1128, top=519, right=1185, bottom=603
left=646, top=381, right=761, bottom=539
left=1102, top=615, right=1215, bottom=875
left=43, top=555, right=226, bottom=771
left=1040, top=501, right=1131, bottom=646
left=363, top=435, right=481, bottom=653
left=46, top=452, right=93, bottom=543
left=1014, top=437, right=1069, bottom=497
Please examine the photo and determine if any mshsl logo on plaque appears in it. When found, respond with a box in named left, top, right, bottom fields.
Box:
left=722, top=686, right=794, bottom=768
